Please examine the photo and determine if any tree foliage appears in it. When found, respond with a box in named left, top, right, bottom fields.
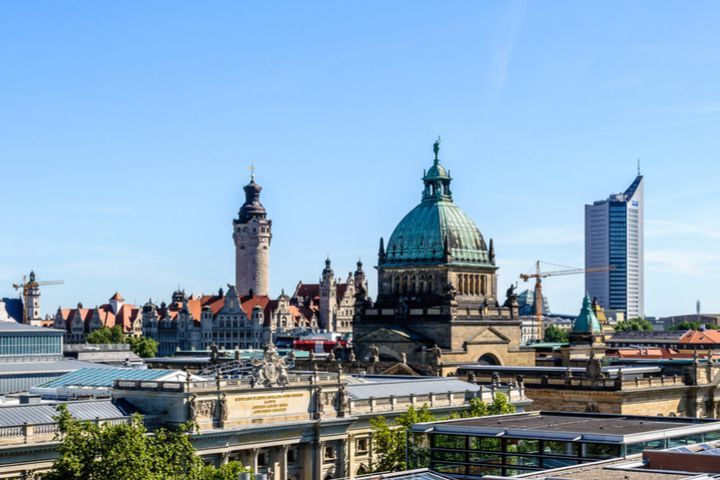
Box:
left=86, top=325, right=126, bottom=344
left=670, top=321, right=718, bottom=331
left=370, top=394, right=515, bottom=473
left=127, top=335, right=159, bottom=358
left=543, top=325, right=569, bottom=343
left=613, top=317, right=653, bottom=332
left=85, top=326, right=159, bottom=358
left=370, top=404, right=435, bottom=472
left=43, top=404, right=250, bottom=480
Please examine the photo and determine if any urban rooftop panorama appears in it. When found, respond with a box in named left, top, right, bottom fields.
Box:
left=1, top=2, right=719, bottom=480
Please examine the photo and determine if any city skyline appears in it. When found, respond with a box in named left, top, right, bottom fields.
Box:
left=2, top=2, right=719, bottom=317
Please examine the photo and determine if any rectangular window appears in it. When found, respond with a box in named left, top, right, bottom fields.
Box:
left=584, top=443, right=620, bottom=459
left=469, top=436, right=501, bottom=451
left=543, top=441, right=578, bottom=457
left=432, top=434, right=466, bottom=450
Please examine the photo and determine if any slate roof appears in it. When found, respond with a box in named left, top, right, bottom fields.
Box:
left=0, top=399, right=138, bottom=427
left=0, top=359, right=113, bottom=375
left=0, top=298, right=23, bottom=323
left=346, top=376, right=479, bottom=400
left=0, top=321, right=64, bottom=335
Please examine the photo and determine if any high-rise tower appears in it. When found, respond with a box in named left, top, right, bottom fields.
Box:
left=233, top=173, right=272, bottom=297
left=585, top=174, right=644, bottom=318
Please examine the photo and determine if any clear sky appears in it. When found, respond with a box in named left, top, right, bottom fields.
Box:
left=1, top=1, right=719, bottom=318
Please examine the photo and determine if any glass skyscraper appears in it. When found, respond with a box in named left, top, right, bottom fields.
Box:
left=585, top=174, right=644, bottom=319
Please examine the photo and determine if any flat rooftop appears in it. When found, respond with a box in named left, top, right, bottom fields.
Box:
left=412, top=411, right=720, bottom=443
left=507, top=457, right=695, bottom=479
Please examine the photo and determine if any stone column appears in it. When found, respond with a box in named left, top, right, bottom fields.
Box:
left=346, top=435, right=354, bottom=480
left=279, top=445, right=290, bottom=480
left=315, top=441, right=325, bottom=480
left=250, top=448, right=259, bottom=474
left=337, top=438, right=348, bottom=478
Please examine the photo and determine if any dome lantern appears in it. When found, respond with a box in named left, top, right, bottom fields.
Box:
left=422, top=137, right=452, bottom=202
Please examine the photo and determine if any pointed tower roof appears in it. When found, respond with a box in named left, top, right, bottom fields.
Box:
left=110, top=292, right=125, bottom=302
left=236, top=172, right=267, bottom=223
left=572, top=294, right=602, bottom=334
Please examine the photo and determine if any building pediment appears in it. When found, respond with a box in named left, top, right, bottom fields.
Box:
left=379, top=363, right=420, bottom=376
left=466, top=327, right=510, bottom=345
left=354, top=326, right=432, bottom=345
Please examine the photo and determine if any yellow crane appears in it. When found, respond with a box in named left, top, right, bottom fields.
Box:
left=12, top=271, right=64, bottom=324
left=519, top=261, right=613, bottom=340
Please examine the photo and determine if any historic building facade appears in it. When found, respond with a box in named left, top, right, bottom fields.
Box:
left=292, top=258, right=369, bottom=334
left=0, top=348, right=529, bottom=479
left=353, top=140, right=534, bottom=370
left=53, top=292, right=142, bottom=344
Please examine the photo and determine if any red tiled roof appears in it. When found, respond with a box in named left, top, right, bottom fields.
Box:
left=240, top=295, right=271, bottom=319
left=109, top=292, right=125, bottom=302
left=680, top=329, right=720, bottom=344
left=295, top=283, right=320, bottom=301
left=199, top=295, right=225, bottom=316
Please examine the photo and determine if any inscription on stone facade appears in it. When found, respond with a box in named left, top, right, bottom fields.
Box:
left=234, top=392, right=306, bottom=416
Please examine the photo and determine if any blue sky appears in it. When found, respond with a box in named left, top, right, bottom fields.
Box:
left=1, top=1, right=719, bottom=317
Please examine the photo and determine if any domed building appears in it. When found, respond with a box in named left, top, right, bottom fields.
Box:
left=354, top=141, right=535, bottom=371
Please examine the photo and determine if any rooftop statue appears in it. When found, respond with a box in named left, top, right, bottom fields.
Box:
left=433, top=136, right=441, bottom=161
left=252, top=342, right=289, bottom=387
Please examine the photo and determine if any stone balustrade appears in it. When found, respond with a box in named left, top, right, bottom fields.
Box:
left=347, top=385, right=524, bottom=415
left=115, top=373, right=339, bottom=393
left=471, top=373, right=687, bottom=391
left=0, top=415, right=161, bottom=447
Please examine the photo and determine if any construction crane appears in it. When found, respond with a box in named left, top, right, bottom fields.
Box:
left=519, top=261, right=613, bottom=341
left=12, top=271, right=64, bottom=324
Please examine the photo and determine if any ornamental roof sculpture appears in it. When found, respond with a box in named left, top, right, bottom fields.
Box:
left=251, top=342, right=289, bottom=388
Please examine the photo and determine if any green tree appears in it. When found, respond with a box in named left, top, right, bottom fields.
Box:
left=669, top=321, right=718, bottom=331
left=43, top=404, right=251, bottom=480
left=371, top=395, right=516, bottom=473
left=127, top=335, right=159, bottom=358
left=370, top=405, right=435, bottom=472
left=86, top=326, right=159, bottom=358
left=613, top=317, right=653, bottom=332
left=543, top=325, right=569, bottom=343
left=86, top=325, right=126, bottom=344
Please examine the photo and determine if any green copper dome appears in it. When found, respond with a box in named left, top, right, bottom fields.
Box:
left=382, top=142, right=491, bottom=268
left=572, top=294, right=602, bottom=334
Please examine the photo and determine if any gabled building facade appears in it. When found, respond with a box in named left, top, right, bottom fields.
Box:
left=53, top=293, right=141, bottom=344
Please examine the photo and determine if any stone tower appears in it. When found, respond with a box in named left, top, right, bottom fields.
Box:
left=24, top=270, right=42, bottom=326
left=233, top=173, right=272, bottom=297
left=319, top=257, right=337, bottom=330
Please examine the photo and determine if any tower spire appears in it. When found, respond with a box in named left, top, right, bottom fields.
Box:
left=637, top=158, right=641, bottom=176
